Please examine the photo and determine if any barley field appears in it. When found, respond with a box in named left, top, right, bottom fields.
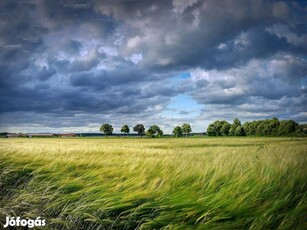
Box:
left=0, top=137, right=306, bottom=229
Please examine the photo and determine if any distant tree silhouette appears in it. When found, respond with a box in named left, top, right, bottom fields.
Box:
left=182, top=123, right=192, bottom=137
left=172, top=126, right=183, bottom=137
left=133, top=124, right=145, bottom=137
left=121, top=125, right=130, bottom=137
left=146, top=125, right=163, bottom=137
left=100, top=123, right=113, bottom=137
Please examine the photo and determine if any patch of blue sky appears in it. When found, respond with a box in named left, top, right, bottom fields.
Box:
left=169, top=72, right=191, bottom=85
left=159, top=94, right=203, bottom=118
left=177, top=72, right=191, bottom=79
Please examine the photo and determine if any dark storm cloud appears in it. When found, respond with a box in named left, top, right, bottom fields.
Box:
left=114, top=0, right=306, bottom=70
left=190, top=55, right=306, bottom=100
left=0, top=0, right=306, bottom=132
left=69, top=67, right=143, bottom=89
left=66, top=40, right=83, bottom=55
left=38, top=0, right=115, bottom=32
left=0, top=1, right=47, bottom=48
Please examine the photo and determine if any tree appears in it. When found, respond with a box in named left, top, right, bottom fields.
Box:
left=220, top=121, right=231, bottom=136
left=278, top=120, right=297, bottom=136
left=100, top=123, right=113, bottom=137
left=133, top=124, right=145, bottom=137
left=243, top=120, right=262, bottom=136
left=297, top=124, right=307, bottom=136
left=230, top=118, right=241, bottom=136
left=235, top=126, right=246, bottom=136
left=270, top=117, right=280, bottom=136
left=207, top=120, right=231, bottom=136
left=146, top=125, right=163, bottom=137
left=207, top=118, right=301, bottom=137
left=243, top=121, right=252, bottom=135
left=207, top=123, right=217, bottom=136
left=172, top=126, right=183, bottom=137
left=121, top=125, right=130, bottom=137
left=182, top=123, right=192, bottom=137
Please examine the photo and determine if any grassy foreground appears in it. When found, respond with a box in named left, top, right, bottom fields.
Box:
left=0, top=137, right=306, bottom=229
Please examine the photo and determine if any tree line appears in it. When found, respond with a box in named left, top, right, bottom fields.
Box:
left=207, top=118, right=304, bottom=136
left=100, top=123, right=192, bottom=137
left=100, top=118, right=306, bottom=137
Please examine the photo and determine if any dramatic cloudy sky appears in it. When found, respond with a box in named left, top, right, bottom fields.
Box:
left=0, top=0, right=306, bottom=133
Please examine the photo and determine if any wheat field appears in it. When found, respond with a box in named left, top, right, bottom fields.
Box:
left=0, top=137, right=306, bottom=229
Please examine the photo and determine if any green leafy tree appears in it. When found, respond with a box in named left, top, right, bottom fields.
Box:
left=146, top=125, right=163, bottom=137
left=243, top=118, right=298, bottom=137
left=100, top=123, right=113, bottom=137
left=182, top=123, right=192, bottom=137
left=207, top=120, right=231, bottom=136
left=278, top=120, right=297, bottom=136
left=133, top=124, right=145, bottom=137
left=121, top=125, right=130, bottom=137
left=295, top=124, right=307, bottom=137
left=270, top=118, right=280, bottom=136
left=254, top=118, right=281, bottom=136
left=255, top=121, right=265, bottom=136
left=244, top=120, right=262, bottom=136
left=172, top=126, right=183, bottom=137
left=235, top=126, right=246, bottom=136
left=230, top=118, right=241, bottom=136
left=243, top=122, right=251, bottom=135
left=207, top=123, right=217, bottom=136
left=220, top=122, right=231, bottom=136
left=243, top=121, right=260, bottom=136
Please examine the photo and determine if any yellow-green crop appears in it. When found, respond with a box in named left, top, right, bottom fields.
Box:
left=0, top=137, right=306, bottom=229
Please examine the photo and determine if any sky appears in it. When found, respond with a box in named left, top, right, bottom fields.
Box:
left=0, top=0, right=306, bottom=134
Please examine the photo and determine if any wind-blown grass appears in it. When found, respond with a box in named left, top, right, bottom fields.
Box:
left=0, top=137, right=306, bottom=229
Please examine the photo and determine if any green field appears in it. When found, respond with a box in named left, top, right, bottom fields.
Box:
left=0, top=137, right=306, bottom=229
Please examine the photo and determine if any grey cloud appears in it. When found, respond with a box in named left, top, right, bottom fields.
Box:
left=69, top=68, right=144, bottom=89
left=115, top=0, right=302, bottom=70
left=38, top=0, right=116, bottom=37
left=0, top=0, right=306, bottom=132
left=69, top=50, right=103, bottom=72
left=186, top=54, right=306, bottom=124
left=36, top=67, right=57, bottom=81
left=190, top=55, right=306, bottom=100
left=66, top=40, right=83, bottom=55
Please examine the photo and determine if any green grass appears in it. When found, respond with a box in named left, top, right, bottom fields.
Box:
left=0, top=137, right=306, bottom=229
